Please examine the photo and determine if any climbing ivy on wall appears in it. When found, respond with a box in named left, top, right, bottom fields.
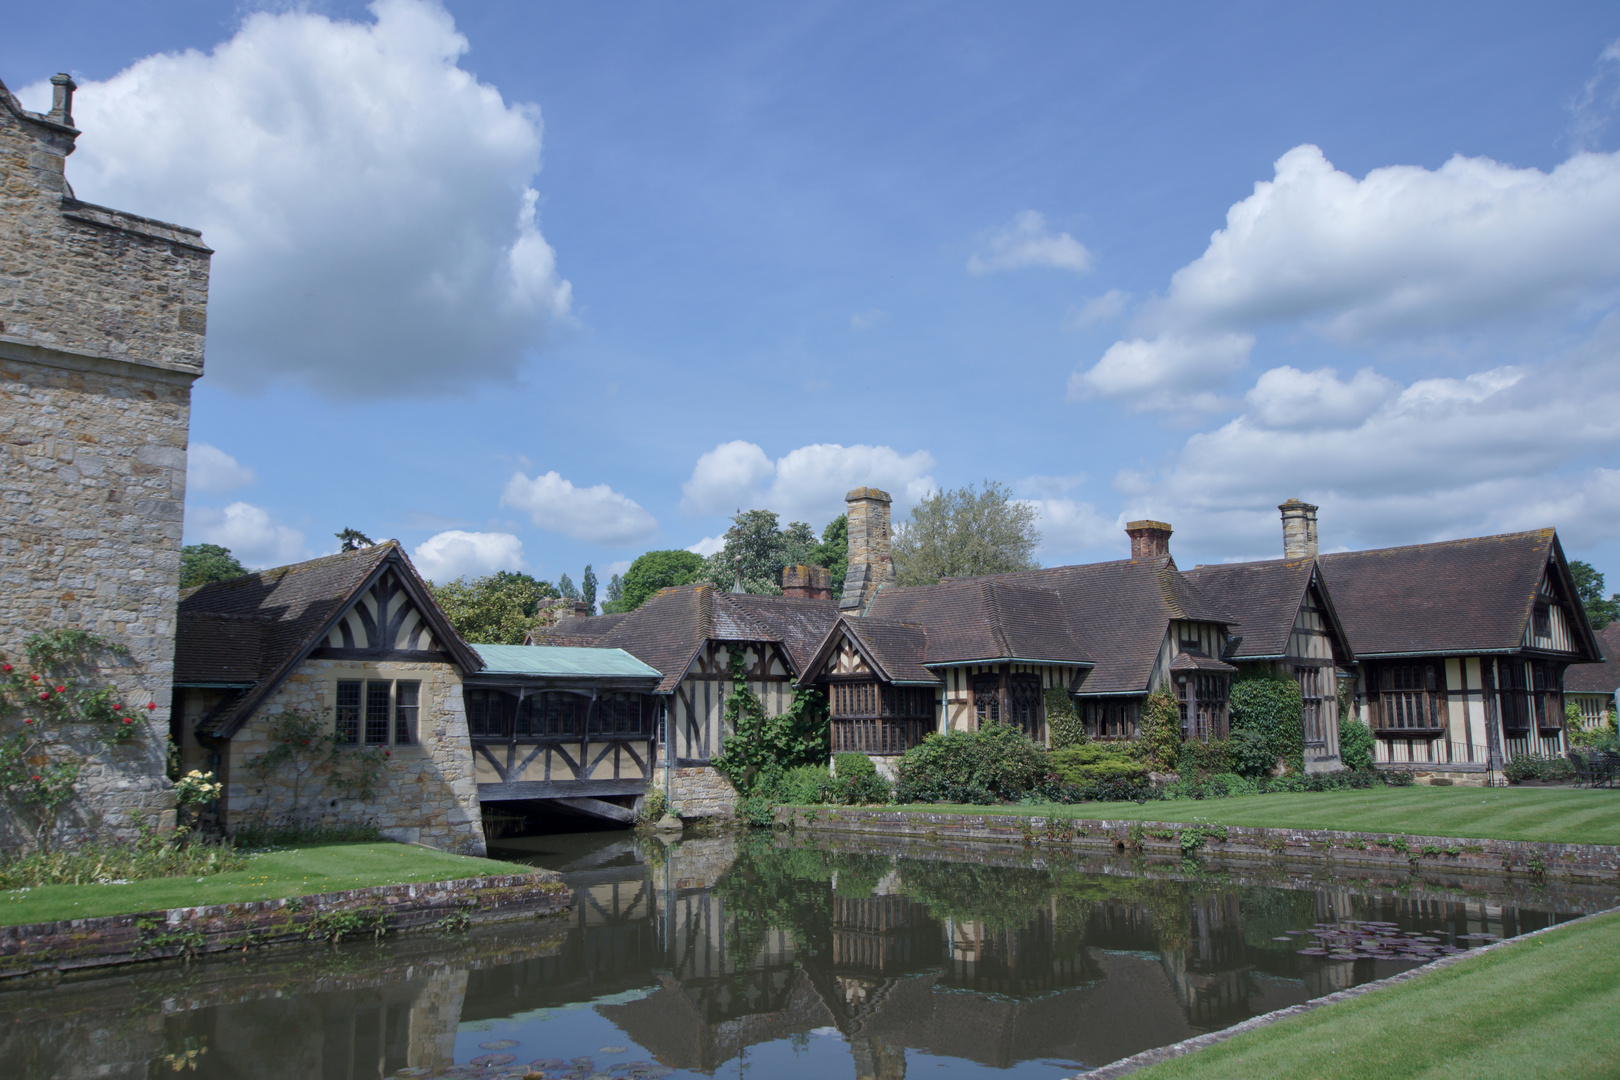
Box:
left=1044, top=687, right=1086, bottom=749
left=1229, top=674, right=1305, bottom=775
left=1138, top=687, right=1182, bottom=771
left=712, top=650, right=829, bottom=794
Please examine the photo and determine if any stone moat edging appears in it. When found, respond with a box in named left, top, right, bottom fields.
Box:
left=0, top=871, right=571, bottom=980
left=775, top=807, right=1620, bottom=884
left=1067, top=903, right=1620, bottom=1079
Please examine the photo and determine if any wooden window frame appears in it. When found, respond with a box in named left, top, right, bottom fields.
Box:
left=466, top=687, right=654, bottom=742
left=1297, top=666, right=1328, bottom=747
left=829, top=678, right=934, bottom=755
left=336, top=678, right=420, bottom=747
left=1372, top=662, right=1445, bottom=736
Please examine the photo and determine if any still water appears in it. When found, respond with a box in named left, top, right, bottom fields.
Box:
left=3, top=829, right=1612, bottom=1080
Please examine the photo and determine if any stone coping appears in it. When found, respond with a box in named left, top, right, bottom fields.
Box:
left=775, top=806, right=1620, bottom=883
left=1067, top=903, right=1620, bottom=1079
left=0, top=871, right=570, bottom=980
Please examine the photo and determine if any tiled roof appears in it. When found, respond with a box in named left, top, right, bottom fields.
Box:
left=1566, top=622, right=1620, bottom=694
left=1317, top=529, right=1597, bottom=659
left=865, top=579, right=1090, bottom=667
left=1183, top=558, right=1337, bottom=661
left=1169, top=651, right=1237, bottom=674
left=838, top=618, right=938, bottom=685
left=869, top=556, right=1234, bottom=696
left=594, top=585, right=840, bottom=694
left=177, top=543, right=478, bottom=737
left=527, top=612, right=628, bottom=646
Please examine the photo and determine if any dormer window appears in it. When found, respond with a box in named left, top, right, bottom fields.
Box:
left=1533, top=604, right=1551, bottom=640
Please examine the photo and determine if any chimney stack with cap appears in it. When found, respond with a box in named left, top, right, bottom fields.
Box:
left=839, top=487, right=895, bottom=613
left=1125, top=520, right=1173, bottom=560
left=782, top=565, right=833, bottom=601
left=47, top=74, right=76, bottom=128
left=1279, top=499, right=1319, bottom=559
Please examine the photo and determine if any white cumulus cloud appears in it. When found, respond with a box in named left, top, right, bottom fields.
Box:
left=501, top=471, right=658, bottom=546
left=1072, top=144, right=1620, bottom=409
left=185, top=443, right=257, bottom=495
left=1028, top=498, right=1122, bottom=562
left=33, top=0, right=570, bottom=397
left=681, top=441, right=936, bottom=524
left=187, top=502, right=307, bottom=568
left=1243, top=366, right=1398, bottom=430
left=686, top=535, right=726, bottom=557
left=412, top=530, right=525, bottom=582
left=968, top=211, right=1092, bottom=275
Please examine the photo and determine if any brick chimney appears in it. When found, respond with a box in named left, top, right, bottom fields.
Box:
left=1280, top=499, right=1319, bottom=559
left=782, top=564, right=833, bottom=600
left=840, top=487, right=894, bottom=613
left=1125, top=520, right=1173, bottom=560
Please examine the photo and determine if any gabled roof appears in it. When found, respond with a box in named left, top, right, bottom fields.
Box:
left=1318, top=529, right=1602, bottom=660
left=863, top=578, right=1091, bottom=667
left=1182, top=558, right=1354, bottom=663
left=800, top=617, right=939, bottom=686
left=868, top=556, right=1234, bottom=696
left=595, top=584, right=840, bottom=694
left=178, top=542, right=480, bottom=737
left=1565, top=622, right=1620, bottom=694
left=469, top=643, right=660, bottom=680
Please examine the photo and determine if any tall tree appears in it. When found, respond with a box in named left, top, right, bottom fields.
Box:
left=179, top=544, right=247, bottom=588
left=1570, top=560, right=1620, bottom=630
left=427, top=571, right=559, bottom=645
left=602, top=572, right=625, bottom=613
left=811, top=514, right=848, bottom=599
left=618, top=550, right=705, bottom=611
left=557, top=573, right=579, bottom=601
left=335, top=528, right=375, bottom=552
left=892, top=481, right=1040, bottom=586
left=582, top=565, right=598, bottom=613
left=700, top=509, right=821, bottom=594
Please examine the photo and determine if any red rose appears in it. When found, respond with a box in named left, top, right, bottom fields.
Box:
left=55, top=685, right=65, bottom=693
left=31, top=775, right=40, bottom=781
left=2, top=664, right=11, bottom=672
left=384, top=750, right=391, bottom=758
left=122, top=718, right=133, bottom=725
left=38, top=692, right=49, bottom=701
left=23, top=718, right=33, bottom=725
left=146, top=702, right=156, bottom=710
left=30, top=674, right=39, bottom=682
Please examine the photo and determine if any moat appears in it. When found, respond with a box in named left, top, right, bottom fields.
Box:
left=3, top=829, right=1613, bottom=1080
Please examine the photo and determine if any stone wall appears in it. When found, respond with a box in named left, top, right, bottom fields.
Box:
left=0, top=77, right=212, bottom=851
left=222, top=658, right=485, bottom=855
left=654, top=751, right=738, bottom=820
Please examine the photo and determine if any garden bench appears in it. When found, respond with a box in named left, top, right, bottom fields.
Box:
left=1566, top=750, right=1620, bottom=788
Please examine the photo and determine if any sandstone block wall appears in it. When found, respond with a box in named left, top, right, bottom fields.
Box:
left=0, top=78, right=212, bottom=850
left=653, top=750, right=738, bottom=820
left=222, top=659, right=486, bottom=855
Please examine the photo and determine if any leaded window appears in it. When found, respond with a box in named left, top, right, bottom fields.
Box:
left=335, top=679, right=418, bottom=747
left=1374, top=663, right=1444, bottom=732
left=1007, top=674, right=1043, bottom=741
left=973, top=675, right=1001, bottom=726
left=830, top=680, right=932, bottom=755
left=365, top=681, right=392, bottom=745
left=335, top=680, right=361, bottom=745
left=1297, top=667, right=1327, bottom=746
left=1176, top=674, right=1229, bottom=740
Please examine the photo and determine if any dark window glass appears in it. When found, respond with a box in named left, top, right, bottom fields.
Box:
left=1534, top=605, right=1551, bottom=640
left=1376, top=663, right=1444, bottom=731
left=1298, top=667, right=1327, bottom=745
left=1498, top=660, right=1529, bottom=731
left=973, top=676, right=1001, bottom=726
left=365, top=681, right=391, bottom=745
left=394, top=681, right=418, bottom=745
left=1007, top=675, right=1042, bottom=739
left=335, top=681, right=361, bottom=745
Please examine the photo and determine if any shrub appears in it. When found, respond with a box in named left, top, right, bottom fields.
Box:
left=825, top=770, right=892, bottom=805
left=1049, top=744, right=1149, bottom=785
left=1229, top=675, right=1304, bottom=775
left=1229, top=726, right=1275, bottom=777
left=636, top=788, right=668, bottom=824
left=1177, top=737, right=1231, bottom=777
left=892, top=725, right=1048, bottom=804
left=1046, top=687, right=1087, bottom=749
left=773, top=764, right=833, bottom=804
left=735, top=794, right=778, bottom=828
left=833, top=753, right=876, bottom=779
left=0, top=826, right=244, bottom=889
left=1339, top=715, right=1375, bottom=771
left=1504, top=753, right=1577, bottom=784
left=1138, top=688, right=1183, bottom=771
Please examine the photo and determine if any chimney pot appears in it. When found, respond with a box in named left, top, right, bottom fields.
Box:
left=1279, top=498, right=1319, bottom=559
left=1125, top=520, right=1173, bottom=560
left=48, top=73, right=75, bottom=127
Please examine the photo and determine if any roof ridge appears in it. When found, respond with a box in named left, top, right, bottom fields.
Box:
left=1319, top=529, right=1554, bottom=561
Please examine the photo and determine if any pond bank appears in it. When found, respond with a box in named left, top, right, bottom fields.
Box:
left=776, top=806, right=1620, bottom=883
left=0, top=871, right=569, bottom=979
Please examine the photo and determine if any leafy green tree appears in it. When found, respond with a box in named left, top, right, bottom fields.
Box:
left=557, top=573, right=579, bottom=601
left=427, top=571, right=559, bottom=645
left=601, top=573, right=626, bottom=613
left=335, top=528, right=375, bottom=552
left=892, top=481, right=1040, bottom=586
left=811, top=514, right=848, bottom=598
left=180, top=544, right=247, bottom=588
left=581, top=564, right=598, bottom=613
left=701, top=509, right=824, bottom=594
left=618, top=550, right=706, bottom=611
left=1569, top=560, right=1619, bottom=630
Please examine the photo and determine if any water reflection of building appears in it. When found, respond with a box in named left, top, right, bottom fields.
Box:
left=0, top=835, right=1591, bottom=1080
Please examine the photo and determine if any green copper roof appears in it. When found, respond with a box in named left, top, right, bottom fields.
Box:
left=470, top=643, right=662, bottom=679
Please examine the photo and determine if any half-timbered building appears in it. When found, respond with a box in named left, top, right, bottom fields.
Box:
left=590, top=583, right=840, bottom=816
left=1564, top=621, right=1618, bottom=731
left=1319, top=528, right=1603, bottom=778
left=1183, top=514, right=1356, bottom=772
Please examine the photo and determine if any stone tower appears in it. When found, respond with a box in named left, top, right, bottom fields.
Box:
left=839, top=487, right=895, bottom=613
left=1280, top=499, right=1319, bottom=559
left=1, top=74, right=212, bottom=847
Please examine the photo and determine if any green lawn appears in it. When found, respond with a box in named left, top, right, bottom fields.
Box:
left=0, top=843, right=537, bottom=925
left=1131, top=910, right=1620, bottom=1080
left=877, top=786, right=1620, bottom=845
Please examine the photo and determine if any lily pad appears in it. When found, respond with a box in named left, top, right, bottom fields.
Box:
left=471, top=1054, right=518, bottom=1067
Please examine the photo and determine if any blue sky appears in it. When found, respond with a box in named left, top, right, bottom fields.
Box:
left=6, top=1, right=1620, bottom=593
